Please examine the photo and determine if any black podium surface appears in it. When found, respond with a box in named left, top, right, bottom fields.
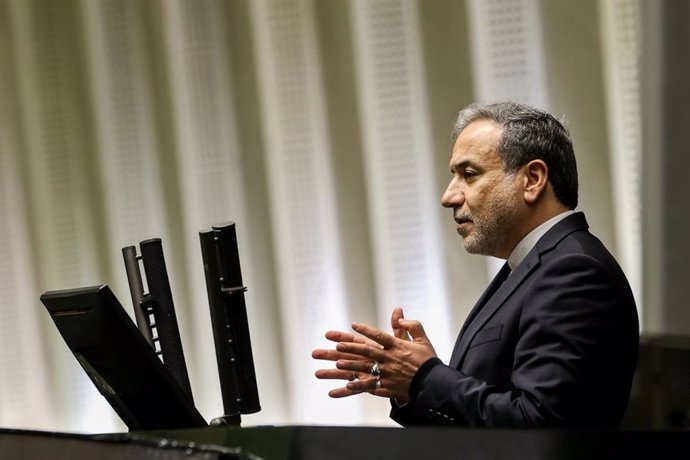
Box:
left=2, top=426, right=688, bottom=459
left=0, top=427, right=248, bottom=459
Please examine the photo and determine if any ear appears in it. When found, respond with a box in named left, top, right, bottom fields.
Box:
left=522, top=160, right=548, bottom=204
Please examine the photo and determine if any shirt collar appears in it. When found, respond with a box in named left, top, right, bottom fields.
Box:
left=507, top=210, right=575, bottom=271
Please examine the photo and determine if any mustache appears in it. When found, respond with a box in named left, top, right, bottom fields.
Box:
left=454, top=210, right=473, bottom=222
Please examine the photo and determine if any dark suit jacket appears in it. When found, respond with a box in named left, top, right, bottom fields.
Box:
left=391, top=212, right=639, bottom=428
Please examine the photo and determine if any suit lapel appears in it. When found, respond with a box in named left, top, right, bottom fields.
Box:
left=448, top=262, right=511, bottom=368
left=449, top=255, right=538, bottom=368
left=448, top=212, right=590, bottom=369
left=459, top=262, right=511, bottom=336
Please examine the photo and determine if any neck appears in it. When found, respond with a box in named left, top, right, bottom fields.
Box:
left=495, top=200, right=570, bottom=259
left=526, top=201, right=571, bottom=231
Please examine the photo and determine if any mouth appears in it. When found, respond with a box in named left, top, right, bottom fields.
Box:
left=454, top=215, right=473, bottom=233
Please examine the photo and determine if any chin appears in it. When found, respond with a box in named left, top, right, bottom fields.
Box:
left=462, top=236, right=492, bottom=256
left=462, top=240, right=481, bottom=254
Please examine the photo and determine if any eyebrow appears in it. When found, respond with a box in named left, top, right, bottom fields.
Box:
left=450, top=159, right=479, bottom=173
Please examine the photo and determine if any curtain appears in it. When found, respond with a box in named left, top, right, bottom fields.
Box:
left=0, top=0, right=641, bottom=432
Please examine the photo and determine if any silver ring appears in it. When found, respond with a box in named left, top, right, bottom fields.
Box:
left=352, top=372, right=357, bottom=381
left=370, top=361, right=381, bottom=377
left=375, top=380, right=381, bottom=390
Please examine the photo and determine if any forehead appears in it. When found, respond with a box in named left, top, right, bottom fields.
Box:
left=450, top=119, right=504, bottom=169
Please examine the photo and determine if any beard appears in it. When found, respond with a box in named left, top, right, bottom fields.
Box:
left=458, top=181, right=521, bottom=257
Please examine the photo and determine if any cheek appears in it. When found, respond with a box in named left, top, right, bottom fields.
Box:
left=467, top=187, right=490, bottom=209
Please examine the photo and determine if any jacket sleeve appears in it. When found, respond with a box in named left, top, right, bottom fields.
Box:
left=391, top=253, right=637, bottom=427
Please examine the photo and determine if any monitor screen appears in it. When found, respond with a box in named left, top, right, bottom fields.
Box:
left=40, top=285, right=207, bottom=431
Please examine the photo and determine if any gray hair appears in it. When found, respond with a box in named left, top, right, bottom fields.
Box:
left=453, top=101, right=578, bottom=209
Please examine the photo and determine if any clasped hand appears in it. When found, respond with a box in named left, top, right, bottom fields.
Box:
left=311, top=307, right=437, bottom=402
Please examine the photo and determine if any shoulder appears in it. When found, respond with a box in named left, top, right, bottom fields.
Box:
left=523, top=241, right=637, bottom=326
left=546, top=225, right=627, bottom=283
left=534, top=212, right=621, bottom=272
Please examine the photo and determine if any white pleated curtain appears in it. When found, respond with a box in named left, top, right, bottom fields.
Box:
left=0, top=0, right=641, bottom=432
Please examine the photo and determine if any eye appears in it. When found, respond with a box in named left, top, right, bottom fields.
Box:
left=463, top=169, right=478, bottom=181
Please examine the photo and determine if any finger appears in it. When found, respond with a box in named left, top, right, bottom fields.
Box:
left=328, top=383, right=395, bottom=399
left=328, top=387, right=365, bottom=398
left=344, top=377, right=375, bottom=393
left=315, top=369, right=358, bottom=380
left=351, top=322, right=396, bottom=349
left=371, top=388, right=396, bottom=399
left=335, top=341, right=385, bottom=361
left=398, top=319, right=430, bottom=342
left=325, top=330, right=383, bottom=349
left=324, top=330, right=356, bottom=342
left=335, top=359, right=378, bottom=375
left=345, top=377, right=389, bottom=395
left=312, top=348, right=366, bottom=362
left=391, top=307, right=410, bottom=341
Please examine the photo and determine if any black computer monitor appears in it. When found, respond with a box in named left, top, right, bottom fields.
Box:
left=40, top=285, right=207, bottom=431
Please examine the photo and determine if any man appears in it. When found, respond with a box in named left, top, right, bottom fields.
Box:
left=312, top=102, right=639, bottom=428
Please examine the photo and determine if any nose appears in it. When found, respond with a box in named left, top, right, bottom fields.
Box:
left=441, top=177, right=464, bottom=209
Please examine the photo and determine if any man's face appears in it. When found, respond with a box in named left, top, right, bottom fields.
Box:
left=441, top=120, right=524, bottom=259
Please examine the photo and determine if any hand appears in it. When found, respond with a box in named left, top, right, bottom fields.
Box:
left=312, top=330, right=393, bottom=398
left=312, top=309, right=437, bottom=402
left=340, top=314, right=437, bottom=401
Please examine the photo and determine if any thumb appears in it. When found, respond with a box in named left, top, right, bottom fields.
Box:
left=391, top=307, right=410, bottom=341
left=398, top=319, right=429, bottom=343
